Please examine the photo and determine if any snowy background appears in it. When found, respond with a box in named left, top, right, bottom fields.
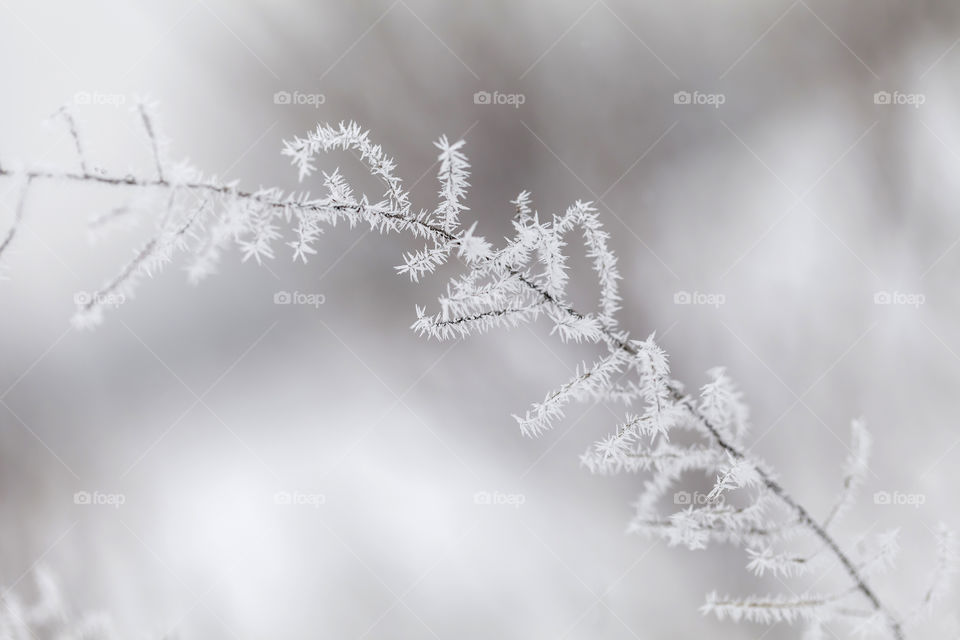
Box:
left=1, top=1, right=959, bottom=638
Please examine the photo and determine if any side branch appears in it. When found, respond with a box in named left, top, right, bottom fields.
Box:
left=672, top=389, right=904, bottom=638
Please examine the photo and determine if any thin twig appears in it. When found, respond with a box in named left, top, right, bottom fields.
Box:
left=0, top=161, right=906, bottom=640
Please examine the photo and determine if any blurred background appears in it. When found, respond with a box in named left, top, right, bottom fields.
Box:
left=0, top=1, right=958, bottom=638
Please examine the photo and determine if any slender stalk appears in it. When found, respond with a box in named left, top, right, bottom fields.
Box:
left=0, top=164, right=905, bottom=639
left=0, top=173, right=32, bottom=258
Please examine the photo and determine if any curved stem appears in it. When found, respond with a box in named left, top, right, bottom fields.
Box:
left=0, top=165, right=905, bottom=639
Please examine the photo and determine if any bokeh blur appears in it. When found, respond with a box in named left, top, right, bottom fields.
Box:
left=1, top=1, right=959, bottom=638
